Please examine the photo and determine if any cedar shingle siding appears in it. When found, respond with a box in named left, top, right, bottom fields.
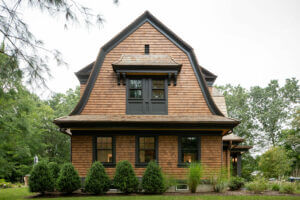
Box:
left=80, top=22, right=212, bottom=115
left=55, top=12, right=241, bottom=180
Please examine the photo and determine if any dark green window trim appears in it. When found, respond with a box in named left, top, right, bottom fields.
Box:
left=126, top=77, right=168, bottom=115
left=92, top=136, right=116, bottom=168
left=135, top=135, right=158, bottom=168
left=178, top=136, right=201, bottom=168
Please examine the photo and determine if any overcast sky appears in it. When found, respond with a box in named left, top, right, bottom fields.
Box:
left=22, top=0, right=300, bottom=98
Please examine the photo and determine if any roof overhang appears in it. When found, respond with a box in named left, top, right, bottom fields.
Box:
left=112, top=54, right=182, bottom=85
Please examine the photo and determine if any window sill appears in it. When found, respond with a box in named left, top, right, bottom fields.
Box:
left=102, top=163, right=116, bottom=168
left=177, top=163, right=190, bottom=168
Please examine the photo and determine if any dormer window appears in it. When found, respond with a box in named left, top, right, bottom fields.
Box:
left=127, top=77, right=167, bottom=114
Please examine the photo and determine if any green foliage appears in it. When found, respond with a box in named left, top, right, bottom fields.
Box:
left=259, top=147, right=292, bottom=179
left=0, top=82, right=79, bottom=182
left=141, top=161, right=165, bottom=194
left=48, top=162, right=60, bottom=186
left=28, top=162, right=54, bottom=193
left=279, top=182, right=296, bottom=194
left=270, top=182, right=281, bottom=191
left=241, top=153, right=258, bottom=181
left=113, top=160, right=139, bottom=193
left=210, top=168, right=229, bottom=193
left=84, top=161, right=111, bottom=194
left=162, top=174, right=177, bottom=192
left=245, top=177, right=268, bottom=194
left=187, top=163, right=203, bottom=193
left=57, top=163, right=81, bottom=193
left=228, top=176, right=245, bottom=191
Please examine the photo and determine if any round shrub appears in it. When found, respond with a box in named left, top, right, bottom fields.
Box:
left=57, top=163, right=81, bottom=193
left=29, top=162, right=54, bottom=193
left=48, top=162, right=60, bottom=182
left=270, top=182, right=280, bottom=191
left=245, top=178, right=268, bottom=194
left=142, top=161, right=164, bottom=194
left=187, top=163, right=203, bottom=193
left=85, top=162, right=111, bottom=194
left=228, top=176, right=245, bottom=191
left=113, top=160, right=138, bottom=193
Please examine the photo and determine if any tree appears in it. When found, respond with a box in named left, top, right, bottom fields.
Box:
left=217, top=85, right=256, bottom=145
left=0, top=0, right=117, bottom=87
left=84, top=161, right=111, bottom=194
left=250, top=78, right=299, bottom=147
left=259, top=147, right=292, bottom=179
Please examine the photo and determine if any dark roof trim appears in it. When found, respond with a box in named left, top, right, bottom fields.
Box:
left=70, top=11, right=223, bottom=116
left=75, top=61, right=95, bottom=84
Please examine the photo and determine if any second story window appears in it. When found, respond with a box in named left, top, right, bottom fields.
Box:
left=127, top=77, right=167, bottom=115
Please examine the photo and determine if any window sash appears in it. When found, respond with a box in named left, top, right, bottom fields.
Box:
left=137, top=136, right=157, bottom=164
left=96, top=136, right=114, bottom=164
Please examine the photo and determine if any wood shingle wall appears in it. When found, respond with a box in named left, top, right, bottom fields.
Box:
left=80, top=22, right=212, bottom=116
left=71, top=135, right=222, bottom=179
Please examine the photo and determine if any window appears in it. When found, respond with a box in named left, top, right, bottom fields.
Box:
left=136, top=136, right=158, bottom=167
left=127, top=78, right=167, bottom=114
left=144, top=44, right=150, bottom=54
left=93, top=136, right=115, bottom=167
left=178, top=136, right=200, bottom=166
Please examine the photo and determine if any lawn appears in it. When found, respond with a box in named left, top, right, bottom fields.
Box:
left=0, top=188, right=299, bottom=200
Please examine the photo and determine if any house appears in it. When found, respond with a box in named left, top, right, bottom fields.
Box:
left=54, top=11, right=250, bottom=181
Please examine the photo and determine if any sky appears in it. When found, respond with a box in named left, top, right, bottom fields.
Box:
left=21, top=0, right=300, bottom=98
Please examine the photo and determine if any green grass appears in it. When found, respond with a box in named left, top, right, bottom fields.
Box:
left=0, top=187, right=299, bottom=200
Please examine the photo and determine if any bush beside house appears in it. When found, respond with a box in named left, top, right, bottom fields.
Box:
left=57, top=163, right=81, bottom=193
left=29, top=162, right=54, bottom=193
left=141, top=161, right=165, bottom=194
left=187, top=163, right=203, bottom=193
left=84, top=162, right=111, bottom=194
left=113, top=160, right=139, bottom=193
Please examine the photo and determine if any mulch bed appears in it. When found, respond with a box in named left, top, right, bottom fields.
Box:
left=26, top=190, right=300, bottom=198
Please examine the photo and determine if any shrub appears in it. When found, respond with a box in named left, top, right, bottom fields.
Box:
left=270, top=182, right=280, bottom=191
left=210, top=168, right=228, bottom=193
left=245, top=177, right=268, bottom=194
left=142, top=161, right=164, bottom=194
left=0, top=179, right=13, bottom=189
left=113, top=160, right=138, bottom=193
left=29, top=162, right=54, bottom=193
left=228, top=176, right=245, bottom=191
left=259, top=147, right=292, bottom=179
left=48, top=162, right=60, bottom=185
left=84, top=161, right=111, bottom=194
left=162, top=174, right=177, bottom=192
left=57, top=163, right=81, bottom=193
left=279, top=182, right=296, bottom=194
left=187, top=163, right=203, bottom=193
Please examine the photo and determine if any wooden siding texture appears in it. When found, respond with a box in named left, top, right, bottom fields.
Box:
left=72, top=135, right=222, bottom=179
left=80, top=22, right=212, bottom=115
left=80, top=84, right=86, bottom=98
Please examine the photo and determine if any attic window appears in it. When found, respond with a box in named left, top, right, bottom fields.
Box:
left=145, top=44, right=150, bottom=54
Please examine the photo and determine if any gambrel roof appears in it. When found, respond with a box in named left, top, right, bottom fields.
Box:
left=70, top=11, right=223, bottom=116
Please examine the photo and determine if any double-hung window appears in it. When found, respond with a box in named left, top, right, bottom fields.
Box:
left=127, top=77, right=167, bottom=114
left=178, top=136, right=201, bottom=166
left=94, top=136, right=116, bottom=167
left=136, top=136, right=158, bottom=167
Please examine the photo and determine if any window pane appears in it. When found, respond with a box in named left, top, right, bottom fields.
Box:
left=98, top=150, right=113, bottom=163
left=140, top=150, right=155, bottom=163
left=152, top=89, right=164, bottom=99
left=152, top=80, right=164, bottom=89
left=139, top=137, right=145, bottom=149
left=129, top=89, right=142, bottom=98
left=183, top=152, right=197, bottom=163
left=181, top=137, right=198, bottom=163
left=97, top=137, right=112, bottom=149
left=129, top=80, right=142, bottom=89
